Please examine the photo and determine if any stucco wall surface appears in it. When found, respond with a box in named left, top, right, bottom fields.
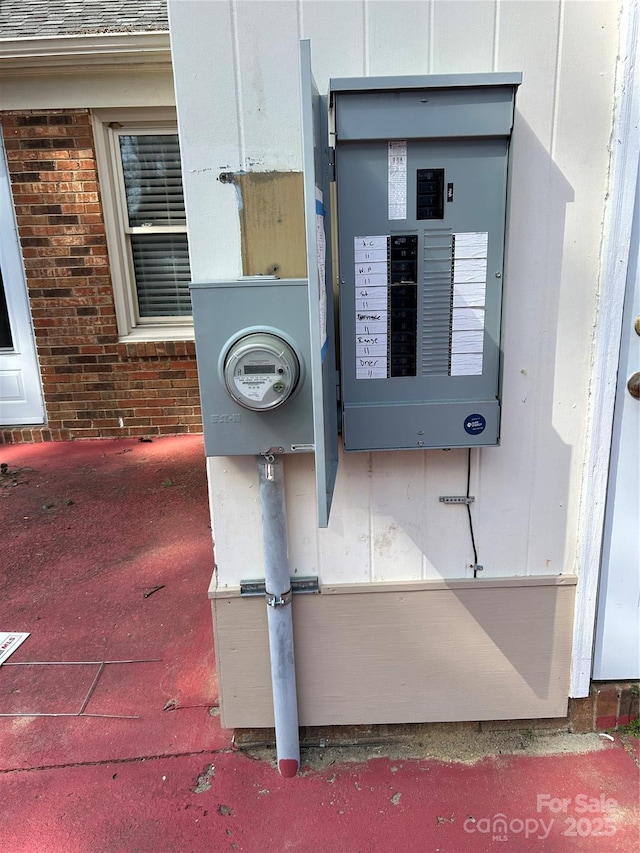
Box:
left=169, top=0, right=621, bottom=586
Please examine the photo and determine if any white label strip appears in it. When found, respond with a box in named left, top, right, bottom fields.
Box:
left=451, top=330, right=484, bottom=353
left=451, top=353, right=483, bottom=376
left=355, top=318, right=387, bottom=335
left=356, top=342, right=387, bottom=357
left=0, top=632, right=29, bottom=666
left=453, top=232, right=489, bottom=258
left=355, top=259, right=388, bottom=288
left=355, top=236, right=388, bottom=251
left=354, top=236, right=389, bottom=379
left=357, top=358, right=387, bottom=379
left=356, top=297, right=388, bottom=311
left=356, top=285, right=388, bottom=297
left=453, top=258, right=488, bottom=283
left=355, top=260, right=387, bottom=277
left=450, top=232, right=488, bottom=377
left=452, top=307, right=485, bottom=332
left=388, top=141, right=407, bottom=220
left=355, top=272, right=388, bottom=287
left=452, top=281, right=486, bottom=308
left=354, top=247, right=388, bottom=263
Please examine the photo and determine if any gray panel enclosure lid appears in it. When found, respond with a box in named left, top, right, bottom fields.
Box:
left=332, top=73, right=522, bottom=141
left=330, top=72, right=523, bottom=95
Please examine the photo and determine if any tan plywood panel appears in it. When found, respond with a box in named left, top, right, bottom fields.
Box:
left=213, top=578, right=576, bottom=728
left=234, top=172, right=307, bottom=279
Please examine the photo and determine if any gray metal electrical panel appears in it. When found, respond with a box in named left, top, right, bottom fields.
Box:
left=190, top=57, right=521, bottom=529
left=331, top=72, right=521, bottom=451
left=190, top=278, right=315, bottom=457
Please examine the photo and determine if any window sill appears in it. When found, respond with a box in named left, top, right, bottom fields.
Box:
left=118, top=325, right=195, bottom=344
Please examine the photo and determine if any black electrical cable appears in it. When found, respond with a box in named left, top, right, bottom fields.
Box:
left=466, top=447, right=480, bottom=576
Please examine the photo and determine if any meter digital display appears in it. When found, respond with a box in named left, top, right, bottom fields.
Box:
left=223, top=332, right=301, bottom=411
left=244, top=365, right=276, bottom=374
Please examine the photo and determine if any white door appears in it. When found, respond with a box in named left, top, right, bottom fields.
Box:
left=0, top=127, right=45, bottom=426
left=593, top=174, right=640, bottom=679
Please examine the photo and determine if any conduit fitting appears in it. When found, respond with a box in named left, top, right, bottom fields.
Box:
left=266, top=589, right=292, bottom=608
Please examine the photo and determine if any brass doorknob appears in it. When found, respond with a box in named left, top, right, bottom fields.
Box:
left=628, top=372, right=640, bottom=400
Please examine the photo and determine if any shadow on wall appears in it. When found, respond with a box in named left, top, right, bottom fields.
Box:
left=322, top=115, right=576, bottom=703
left=357, top=113, right=577, bottom=581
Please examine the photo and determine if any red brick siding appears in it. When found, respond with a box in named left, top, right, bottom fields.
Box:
left=569, top=681, right=640, bottom=733
left=0, top=110, right=202, bottom=444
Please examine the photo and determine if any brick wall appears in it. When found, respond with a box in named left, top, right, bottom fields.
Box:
left=569, top=682, right=640, bottom=734
left=0, top=109, right=202, bottom=444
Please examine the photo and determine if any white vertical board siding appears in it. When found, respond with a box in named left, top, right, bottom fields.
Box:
left=299, top=1, right=367, bottom=82
left=478, top=0, right=566, bottom=577
left=572, top=0, right=640, bottom=695
left=171, top=0, right=621, bottom=587
left=231, top=1, right=302, bottom=169
left=479, top=0, right=565, bottom=576
left=365, top=1, right=431, bottom=76
left=537, top=2, right=621, bottom=575
left=431, top=0, right=497, bottom=72
left=168, top=0, right=243, bottom=279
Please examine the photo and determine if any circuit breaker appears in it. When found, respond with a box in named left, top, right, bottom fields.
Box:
left=330, top=72, right=521, bottom=451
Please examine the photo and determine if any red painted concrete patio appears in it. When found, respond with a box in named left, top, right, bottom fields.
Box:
left=1, top=435, right=638, bottom=852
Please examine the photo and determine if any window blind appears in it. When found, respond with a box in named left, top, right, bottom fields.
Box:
left=119, top=135, right=186, bottom=227
left=131, top=234, right=191, bottom=317
left=118, top=133, right=191, bottom=319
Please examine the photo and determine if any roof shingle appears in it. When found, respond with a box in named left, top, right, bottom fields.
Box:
left=0, top=0, right=168, bottom=39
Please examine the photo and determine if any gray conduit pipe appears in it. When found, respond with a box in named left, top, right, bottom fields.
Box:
left=257, top=454, right=300, bottom=777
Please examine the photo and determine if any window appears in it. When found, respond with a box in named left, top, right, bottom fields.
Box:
left=92, top=109, right=192, bottom=340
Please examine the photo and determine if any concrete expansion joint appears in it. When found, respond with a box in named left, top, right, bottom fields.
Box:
left=0, top=747, right=236, bottom=776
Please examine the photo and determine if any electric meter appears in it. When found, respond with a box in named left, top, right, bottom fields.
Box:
left=223, top=332, right=301, bottom=411
left=190, top=279, right=317, bottom=460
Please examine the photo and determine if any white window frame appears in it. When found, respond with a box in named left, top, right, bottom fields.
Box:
left=92, top=107, right=193, bottom=341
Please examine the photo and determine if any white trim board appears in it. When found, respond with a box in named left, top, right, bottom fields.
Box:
left=571, top=0, right=640, bottom=697
left=0, top=32, right=171, bottom=74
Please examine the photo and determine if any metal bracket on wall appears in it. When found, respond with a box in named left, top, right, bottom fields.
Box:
left=266, top=590, right=293, bottom=608
left=327, top=148, right=335, bottom=182
left=439, top=495, right=475, bottom=504
left=240, top=576, right=320, bottom=597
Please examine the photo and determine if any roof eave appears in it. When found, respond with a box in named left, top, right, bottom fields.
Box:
left=0, top=31, right=171, bottom=74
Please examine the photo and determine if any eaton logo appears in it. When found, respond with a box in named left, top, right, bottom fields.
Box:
left=211, top=414, right=242, bottom=424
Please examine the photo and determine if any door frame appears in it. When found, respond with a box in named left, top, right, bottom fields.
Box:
left=571, top=0, right=640, bottom=697
left=0, top=124, right=45, bottom=427
left=593, top=168, right=639, bottom=679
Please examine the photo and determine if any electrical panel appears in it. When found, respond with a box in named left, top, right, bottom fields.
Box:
left=190, top=54, right=521, bottom=528
left=330, top=72, right=521, bottom=451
